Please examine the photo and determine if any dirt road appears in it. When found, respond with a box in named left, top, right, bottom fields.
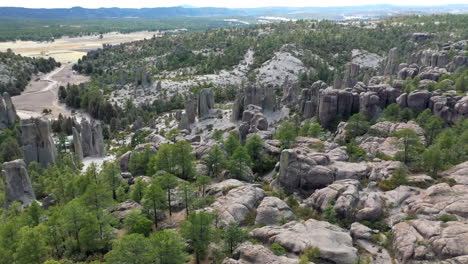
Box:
left=12, top=63, right=89, bottom=119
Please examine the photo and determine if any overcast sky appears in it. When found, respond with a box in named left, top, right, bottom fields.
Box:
left=1, top=0, right=467, bottom=8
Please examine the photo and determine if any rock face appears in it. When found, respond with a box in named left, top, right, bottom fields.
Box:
left=77, top=119, right=106, bottom=158
left=197, top=88, right=215, bottom=119
left=238, top=105, right=269, bottom=142
left=278, top=148, right=333, bottom=194
left=384, top=47, right=399, bottom=76
left=252, top=219, right=358, bottom=264
left=255, top=196, right=295, bottom=225
left=393, top=220, right=468, bottom=263
left=20, top=118, right=57, bottom=167
left=72, top=127, right=84, bottom=161
left=0, top=92, right=16, bottom=129
left=355, top=192, right=384, bottom=221
left=232, top=84, right=278, bottom=121
left=208, top=184, right=265, bottom=225
left=299, top=81, right=327, bottom=118
left=185, top=98, right=197, bottom=123
left=1, top=159, right=36, bottom=207
left=305, top=179, right=360, bottom=218
left=224, top=242, right=299, bottom=264
left=342, top=62, right=360, bottom=89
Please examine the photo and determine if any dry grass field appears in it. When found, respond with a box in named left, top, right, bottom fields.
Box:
left=0, top=31, right=161, bottom=63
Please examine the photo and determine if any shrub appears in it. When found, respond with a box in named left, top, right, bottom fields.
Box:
left=270, top=243, right=287, bottom=256
left=439, top=214, right=457, bottom=222
left=378, top=168, right=409, bottom=191
left=346, top=139, right=367, bottom=162
left=304, top=246, right=321, bottom=260
left=243, top=210, right=257, bottom=226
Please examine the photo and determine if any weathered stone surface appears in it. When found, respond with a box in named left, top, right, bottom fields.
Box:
left=357, top=136, right=400, bottom=157
left=342, top=62, right=360, bottom=89
left=384, top=47, right=399, bottom=76
left=224, top=242, right=299, bottom=264
left=360, top=91, right=381, bottom=120
left=278, top=148, right=333, bottom=194
left=356, top=192, right=384, bottom=221
left=350, top=222, right=378, bottom=240
left=393, top=220, right=468, bottom=263
left=370, top=121, right=426, bottom=142
left=72, top=127, right=84, bottom=161
left=299, top=81, right=327, bottom=118
left=208, top=184, right=265, bottom=225
left=252, top=219, right=358, bottom=264
left=20, top=118, right=57, bottom=167
left=198, top=88, right=215, bottom=119
left=0, top=92, right=16, bottom=129
left=117, top=151, right=132, bottom=172
left=2, top=159, right=36, bottom=207
left=185, top=98, right=197, bottom=123
left=111, top=200, right=143, bottom=220
left=443, top=161, right=468, bottom=185
left=206, top=179, right=248, bottom=197
left=305, top=179, right=360, bottom=218
left=406, top=183, right=468, bottom=219
left=330, top=161, right=369, bottom=181
left=255, top=196, right=295, bottom=225
left=79, top=119, right=106, bottom=157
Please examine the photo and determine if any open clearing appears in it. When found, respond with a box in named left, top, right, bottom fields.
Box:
left=0, top=31, right=161, bottom=63
left=12, top=63, right=89, bottom=119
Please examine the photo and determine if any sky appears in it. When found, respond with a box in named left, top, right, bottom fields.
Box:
left=1, top=0, right=467, bottom=9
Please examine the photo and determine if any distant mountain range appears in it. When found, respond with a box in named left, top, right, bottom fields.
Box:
left=0, top=4, right=467, bottom=20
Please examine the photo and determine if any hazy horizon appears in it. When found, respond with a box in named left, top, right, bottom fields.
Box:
left=1, top=0, right=467, bottom=9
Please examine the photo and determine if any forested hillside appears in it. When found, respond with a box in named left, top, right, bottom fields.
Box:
left=0, top=13, right=467, bottom=264
left=0, top=49, right=60, bottom=95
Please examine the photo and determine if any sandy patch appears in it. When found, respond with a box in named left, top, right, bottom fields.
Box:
left=0, top=31, right=162, bottom=63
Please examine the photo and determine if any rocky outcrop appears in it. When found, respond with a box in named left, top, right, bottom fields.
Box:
left=232, top=84, right=278, bottom=121
left=2, top=159, right=35, bottom=207
left=299, top=81, right=327, bottom=118
left=0, top=92, right=16, bottom=129
left=278, top=148, right=333, bottom=194
left=393, top=220, right=468, bottom=263
left=205, top=179, right=248, bottom=197
left=355, top=192, right=384, bottom=221
left=224, top=242, right=299, bottom=264
left=398, top=64, right=419, bottom=80
left=117, top=151, right=132, bottom=172
left=72, top=127, right=84, bottom=161
left=185, top=98, right=197, bottom=123
left=238, top=105, right=269, bottom=142
left=406, top=183, right=468, bottom=219
left=20, top=118, right=57, bottom=167
left=111, top=200, right=143, bottom=220
left=305, top=179, right=360, bottom=218
left=252, top=219, right=358, bottom=264
left=208, top=184, right=265, bottom=225
left=370, top=121, right=425, bottom=138
left=255, top=196, right=295, bottom=225
left=384, top=47, right=399, bottom=76
left=77, top=119, right=106, bottom=158
left=342, top=62, right=360, bottom=89
left=318, top=87, right=359, bottom=128
left=197, top=88, right=215, bottom=119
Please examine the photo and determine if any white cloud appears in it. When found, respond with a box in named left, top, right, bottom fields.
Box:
left=1, top=0, right=467, bottom=8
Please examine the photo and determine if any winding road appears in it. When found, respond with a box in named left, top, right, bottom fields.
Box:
left=12, top=63, right=89, bottom=119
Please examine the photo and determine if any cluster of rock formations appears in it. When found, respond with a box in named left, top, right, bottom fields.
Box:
left=20, top=118, right=57, bottom=167
left=0, top=92, right=16, bottom=129
left=178, top=88, right=216, bottom=131
left=1, top=159, right=35, bottom=207
left=72, top=119, right=106, bottom=160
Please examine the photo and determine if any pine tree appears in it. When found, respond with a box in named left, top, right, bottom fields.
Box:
left=142, top=183, right=166, bottom=227
left=203, top=145, right=227, bottom=178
